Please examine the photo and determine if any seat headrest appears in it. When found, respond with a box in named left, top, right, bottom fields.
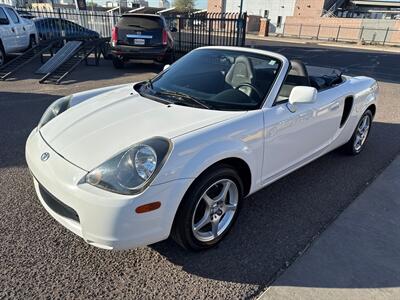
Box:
left=225, top=55, right=254, bottom=88
left=289, top=59, right=310, bottom=86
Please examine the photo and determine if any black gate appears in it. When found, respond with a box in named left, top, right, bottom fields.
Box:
left=164, top=13, right=247, bottom=55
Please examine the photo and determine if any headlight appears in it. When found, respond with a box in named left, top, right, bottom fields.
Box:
left=84, top=138, right=171, bottom=195
left=38, top=95, right=72, bottom=129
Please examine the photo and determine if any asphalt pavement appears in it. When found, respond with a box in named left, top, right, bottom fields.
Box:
left=1, top=41, right=399, bottom=299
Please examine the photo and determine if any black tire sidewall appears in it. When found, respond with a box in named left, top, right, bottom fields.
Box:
left=29, top=35, right=36, bottom=48
left=173, top=166, right=244, bottom=250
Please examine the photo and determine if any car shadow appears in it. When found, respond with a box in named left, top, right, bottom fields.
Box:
left=151, top=121, right=400, bottom=287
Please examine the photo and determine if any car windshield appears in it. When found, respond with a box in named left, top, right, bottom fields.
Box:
left=139, top=49, right=281, bottom=111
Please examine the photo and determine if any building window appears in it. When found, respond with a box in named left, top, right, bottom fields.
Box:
left=277, top=16, right=282, bottom=27
left=264, top=10, right=269, bottom=18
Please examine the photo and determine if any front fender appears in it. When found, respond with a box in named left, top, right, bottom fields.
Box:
left=153, top=110, right=264, bottom=194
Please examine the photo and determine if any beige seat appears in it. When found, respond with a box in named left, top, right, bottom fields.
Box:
left=225, top=56, right=255, bottom=96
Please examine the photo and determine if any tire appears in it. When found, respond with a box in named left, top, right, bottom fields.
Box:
left=163, top=50, right=175, bottom=64
left=0, top=44, right=5, bottom=67
left=112, top=56, right=124, bottom=69
left=342, top=110, right=373, bottom=155
left=171, top=165, right=244, bottom=251
left=28, top=35, right=37, bottom=49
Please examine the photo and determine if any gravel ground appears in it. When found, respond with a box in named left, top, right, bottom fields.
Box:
left=0, top=42, right=399, bottom=299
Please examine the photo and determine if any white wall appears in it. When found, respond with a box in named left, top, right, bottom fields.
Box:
left=224, top=0, right=296, bottom=33
left=0, top=0, right=16, bottom=6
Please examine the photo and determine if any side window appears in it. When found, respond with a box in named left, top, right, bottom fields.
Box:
left=5, top=7, right=19, bottom=24
left=0, top=8, right=10, bottom=25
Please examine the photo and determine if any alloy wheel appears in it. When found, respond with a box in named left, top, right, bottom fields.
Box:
left=192, top=179, right=239, bottom=242
left=354, top=114, right=371, bottom=152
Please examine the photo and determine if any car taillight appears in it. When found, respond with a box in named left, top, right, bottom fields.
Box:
left=162, top=29, right=167, bottom=46
left=112, top=26, right=118, bottom=43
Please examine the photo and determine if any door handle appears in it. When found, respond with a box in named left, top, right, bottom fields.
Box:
left=23, top=26, right=26, bottom=31
left=330, top=102, right=340, bottom=111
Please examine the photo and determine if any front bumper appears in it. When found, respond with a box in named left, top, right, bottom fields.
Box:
left=25, top=129, right=192, bottom=250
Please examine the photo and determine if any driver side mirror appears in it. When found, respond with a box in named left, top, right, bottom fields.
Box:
left=287, top=86, right=317, bottom=112
left=163, top=64, right=170, bottom=71
left=170, top=27, right=177, bottom=32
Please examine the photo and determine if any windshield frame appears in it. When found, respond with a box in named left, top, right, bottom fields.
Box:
left=140, top=48, right=286, bottom=111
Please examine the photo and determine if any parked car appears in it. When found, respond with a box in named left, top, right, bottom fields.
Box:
left=16, top=10, right=35, bottom=20
left=110, top=13, right=175, bottom=68
left=26, top=46, right=378, bottom=251
left=0, top=4, right=38, bottom=66
left=34, top=17, right=99, bottom=42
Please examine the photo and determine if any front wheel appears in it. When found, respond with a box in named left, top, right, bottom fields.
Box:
left=342, top=110, right=373, bottom=155
left=172, top=166, right=243, bottom=251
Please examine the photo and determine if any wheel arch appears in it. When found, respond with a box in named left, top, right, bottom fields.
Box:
left=367, top=104, right=376, bottom=117
left=196, top=157, right=252, bottom=197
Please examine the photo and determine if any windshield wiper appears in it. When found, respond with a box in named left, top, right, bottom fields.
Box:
left=156, top=90, right=211, bottom=109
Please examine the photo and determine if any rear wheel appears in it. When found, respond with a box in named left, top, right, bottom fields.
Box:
left=112, top=56, right=124, bottom=69
left=342, top=110, right=373, bottom=155
left=28, top=35, right=37, bottom=49
left=163, top=50, right=175, bottom=64
left=172, top=166, right=243, bottom=251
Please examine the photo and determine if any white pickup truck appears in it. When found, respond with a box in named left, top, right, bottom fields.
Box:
left=0, top=4, right=38, bottom=66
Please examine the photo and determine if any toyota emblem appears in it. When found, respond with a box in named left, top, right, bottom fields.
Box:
left=41, top=152, right=50, bottom=161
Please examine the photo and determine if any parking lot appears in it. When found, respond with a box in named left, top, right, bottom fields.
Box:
left=1, top=41, right=399, bottom=299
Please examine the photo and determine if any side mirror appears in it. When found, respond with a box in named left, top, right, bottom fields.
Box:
left=163, top=64, right=170, bottom=71
left=287, top=86, right=317, bottom=112
left=170, top=27, right=177, bottom=32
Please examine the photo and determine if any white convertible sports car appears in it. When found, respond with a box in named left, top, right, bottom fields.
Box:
left=26, top=46, right=378, bottom=251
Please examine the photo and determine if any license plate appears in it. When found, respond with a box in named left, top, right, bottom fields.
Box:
left=134, top=39, right=145, bottom=45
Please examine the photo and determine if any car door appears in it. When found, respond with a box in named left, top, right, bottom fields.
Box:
left=0, top=7, right=16, bottom=53
left=261, top=85, right=342, bottom=185
left=4, top=7, right=26, bottom=51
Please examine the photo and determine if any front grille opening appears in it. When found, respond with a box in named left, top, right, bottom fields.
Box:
left=39, top=184, right=80, bottom=223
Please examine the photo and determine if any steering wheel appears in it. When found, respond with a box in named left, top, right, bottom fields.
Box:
left=235, top=83, right=263, bottom=101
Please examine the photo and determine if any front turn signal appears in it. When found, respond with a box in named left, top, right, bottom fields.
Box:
left=135, top=202, right=161, bottom=214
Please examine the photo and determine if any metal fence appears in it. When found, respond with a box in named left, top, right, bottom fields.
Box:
left=17, top=9, right=247, bottom=55
left=275, top=23, right=400, bottom=46
left=17, top=7, right=118, bottom=41
left=164, top=13, right=247, bottom=54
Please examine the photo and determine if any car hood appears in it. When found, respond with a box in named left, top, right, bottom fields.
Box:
left=40, top=84, right=245, bottom=171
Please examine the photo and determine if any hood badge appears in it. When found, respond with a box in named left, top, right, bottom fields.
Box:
left=41, top=152, right=50, bottom=161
